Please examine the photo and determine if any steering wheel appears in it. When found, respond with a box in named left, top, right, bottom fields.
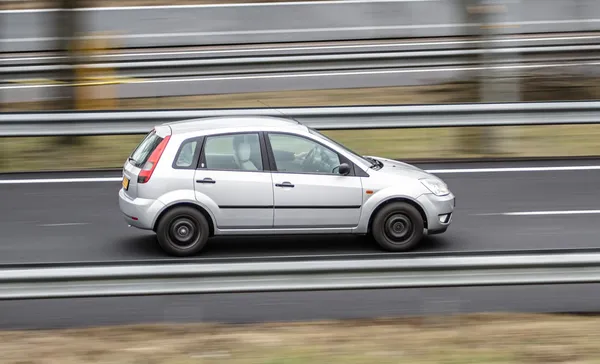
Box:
left=302, top=145, right=336, bottom=173
left=301, top=146, right=319, bottom=171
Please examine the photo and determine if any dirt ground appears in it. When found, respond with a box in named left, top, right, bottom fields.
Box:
left=2, top=313, right=600, bottom=364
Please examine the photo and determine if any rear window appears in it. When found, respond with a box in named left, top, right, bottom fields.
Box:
left=128, top=130, right=164, bottom=168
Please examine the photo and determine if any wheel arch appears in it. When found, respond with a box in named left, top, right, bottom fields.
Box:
left=367, top=197, right=428, bottom=232
left=153, top=202, right=215, bottom=237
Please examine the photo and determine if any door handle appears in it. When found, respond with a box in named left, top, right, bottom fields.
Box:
left=275, top=182, right=294, bottom=188
left=196, top=178, right=216, bottom=184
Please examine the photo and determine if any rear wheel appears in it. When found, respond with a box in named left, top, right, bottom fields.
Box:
left=370, top=202, right=424, bottom=252
left=156, top=206, right=210, bottom=256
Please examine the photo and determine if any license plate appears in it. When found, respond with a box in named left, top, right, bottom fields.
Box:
left=122, top=176, right=130, bottom=190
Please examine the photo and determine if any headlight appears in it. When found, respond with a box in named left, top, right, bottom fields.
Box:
left=420, top=178, right=449, bottom=196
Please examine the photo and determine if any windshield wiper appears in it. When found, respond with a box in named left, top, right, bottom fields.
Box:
left=127, top=157, right=138, bottom=166
left=365, top=156, right=383, bottom=170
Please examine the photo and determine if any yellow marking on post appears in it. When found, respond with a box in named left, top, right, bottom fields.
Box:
left=72, top=32, right=123, bottom=110
left=6, top=78, right=65, bottom=85
left=5, top=77, right=145, bottom=87
left=73, top=77, right=145, bottom=86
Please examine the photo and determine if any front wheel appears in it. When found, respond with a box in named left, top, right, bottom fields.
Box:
left=370, top=202, right=424, bottom=252
left=156, top=206, right=210, bottom=257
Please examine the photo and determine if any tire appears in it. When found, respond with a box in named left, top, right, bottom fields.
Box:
left=155, top=206, right=210, bottom=257
left=370, top=202, right=424, bottom=252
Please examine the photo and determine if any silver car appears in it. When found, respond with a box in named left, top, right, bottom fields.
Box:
left=119, top=116, right=455, bottom=256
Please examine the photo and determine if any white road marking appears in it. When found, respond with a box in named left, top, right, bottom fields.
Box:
left=427, top=165, right=600, bottom=174
left=1, top=165, right=600, bottom=184
left=37, top=222, right=90, bottom=227
left=0, top=177, right=122, bottom=184
left=479, top=210, right=600, bottom=216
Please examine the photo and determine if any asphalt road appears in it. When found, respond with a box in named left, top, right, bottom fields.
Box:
left=2, top=284, right=600, bottom=329
left=3, top=0, right=599, bottom=52
left=1, top=158, right=600, bottom=264
left=2, top=158, right=600, bottom=329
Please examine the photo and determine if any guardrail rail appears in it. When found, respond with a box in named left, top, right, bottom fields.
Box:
left=2, top=251, right=600, bottom=300
left=1, top=101, right=600, bottom=137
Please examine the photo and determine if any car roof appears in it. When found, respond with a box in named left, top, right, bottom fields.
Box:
left=163, top=115, right=308, bottom=136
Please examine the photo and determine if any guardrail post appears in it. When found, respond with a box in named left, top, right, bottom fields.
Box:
left=459, top=0, right=522, bottom=157
left=55, top=0, right=78, bottom=110
left=53, top=0, right=79, bottom=146
left=74, top=34, right=117, bottom=110
left=479, top=0, right=522, bottom=156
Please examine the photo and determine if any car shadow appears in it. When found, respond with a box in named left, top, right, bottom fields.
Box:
left=120, top=232, right=454, bottom=259
left=114, top=233, right=166, bottom=258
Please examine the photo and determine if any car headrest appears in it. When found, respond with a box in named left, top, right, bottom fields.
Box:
left=235, top=142, right=252, bottom=162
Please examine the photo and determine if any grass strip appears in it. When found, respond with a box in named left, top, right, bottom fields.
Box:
left=1, top=313, right=600, bottom=363
left=3, top=123, right=600, bottom=173
left=1, top=74, right=599, bottom=173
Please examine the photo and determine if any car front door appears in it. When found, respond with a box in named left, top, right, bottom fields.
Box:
left=266, top=132, right=364, bottom=229
left=194, top=131, right=274, bottom=229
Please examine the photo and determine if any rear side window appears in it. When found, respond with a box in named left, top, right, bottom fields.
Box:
left=173, top=138, right=202, bottom=169
left=128, top=130, right=164, bottom=168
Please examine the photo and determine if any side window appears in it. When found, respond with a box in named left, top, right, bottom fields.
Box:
left=202, top=133, right=263, bottom=171
left=268, top=133, right=341, bottom=174
left=173, top=138, right=201, bottom=169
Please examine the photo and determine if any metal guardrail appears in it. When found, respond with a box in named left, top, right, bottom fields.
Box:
left=2, top=251, right=600, bottom=300
left=4, top=44, right=600, bottom=79
left=2, top=101, right=600, bottom=137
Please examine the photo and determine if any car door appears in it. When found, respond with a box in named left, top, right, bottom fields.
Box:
left=266, top=132, right=364, bottom=228
left=194, top=131, right=274, bottom=229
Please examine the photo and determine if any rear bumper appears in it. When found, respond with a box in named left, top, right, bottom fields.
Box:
left=417, top=192, right=455, bottom=235
left=118, top=188, right=163, bottom=230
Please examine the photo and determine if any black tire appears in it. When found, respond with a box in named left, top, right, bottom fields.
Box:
left=370, top=202, right=424, bottom=252
left=155, top=206, right=210, bottom=257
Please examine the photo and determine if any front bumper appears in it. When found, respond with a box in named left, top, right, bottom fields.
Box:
left=417, top=192, right=455, bottom=235
left=118, top=188, right=163, bottom=230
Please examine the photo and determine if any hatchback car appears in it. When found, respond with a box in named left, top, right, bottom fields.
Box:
left=119, top=116, right=455, bottom=256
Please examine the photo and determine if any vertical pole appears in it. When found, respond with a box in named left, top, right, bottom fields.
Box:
left=55, top=0, right=80, bottom=145
left=477, top=0, right=522, bottom=155
left=453, top=0, right=485, bottom=156
left=56, top=0, right=78, bottom=110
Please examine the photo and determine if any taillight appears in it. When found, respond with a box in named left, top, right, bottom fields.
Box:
left=138, top=135, right=170, bottom=184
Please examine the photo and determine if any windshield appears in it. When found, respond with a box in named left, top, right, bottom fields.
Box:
left=308, top=128, right=372, bottom=167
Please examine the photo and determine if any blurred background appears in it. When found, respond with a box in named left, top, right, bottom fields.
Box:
left=2, top=0, right=600, bottom=172
left=4, top=3, right=600, bottom=359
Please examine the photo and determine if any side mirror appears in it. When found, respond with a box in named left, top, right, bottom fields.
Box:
left=338, top=163, right=351, bottom=175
